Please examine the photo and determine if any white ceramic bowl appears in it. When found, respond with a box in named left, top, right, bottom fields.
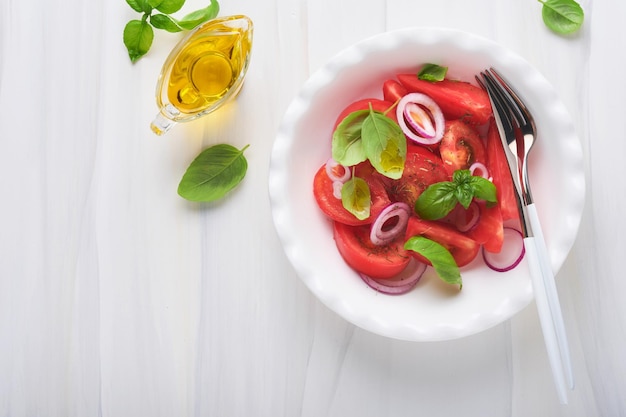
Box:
left=269, top=27, right=585, bottom=342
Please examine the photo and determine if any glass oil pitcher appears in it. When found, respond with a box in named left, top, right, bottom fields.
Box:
left=150, top=15, right=253, bottom=135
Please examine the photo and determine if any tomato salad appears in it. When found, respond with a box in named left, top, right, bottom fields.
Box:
left=313, top=64, right=526, bottom=293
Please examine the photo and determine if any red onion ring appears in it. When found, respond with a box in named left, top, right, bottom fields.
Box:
left=404, top=103, right=436, bottom=138
left=483, top=227, right=525, bottom=272
left=332, top=180, right=343, bottom=199
left=360, top=258, right=427, bottom=295
left=369, top=202, right=411, bottom=245
left=396, top=93, right=445, bottom=145
left=455, top=201, right=480, bottom=232
left=470, top=162, right=489, bottom=179
left=326, top=158, right=350, bottom=183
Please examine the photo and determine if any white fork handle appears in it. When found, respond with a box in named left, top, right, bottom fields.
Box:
left=524, top=236, right=569, bottom=404
left=526, top=203, right=575, bottom=390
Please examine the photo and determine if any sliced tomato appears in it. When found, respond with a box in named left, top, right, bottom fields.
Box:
left=396, top=74, right=492, bottom=125
left=313, top=162, right=391, bottom=226
left=385, top=144, right=449, bottom=208
left=465, top=201, right=504, bottom=253
left=333, top=98, right=397, bottom=131
left=486, top=119, right=519, bottom=222
left=404, top=216, right=480, bottom=267
left=382, top=79, right=408, bottom=103
left=333, top=221, right=410, bottom=279
left=438, top=120, right=487, bottom=177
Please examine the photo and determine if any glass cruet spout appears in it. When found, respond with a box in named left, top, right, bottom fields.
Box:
left=150, top=15, right=254, bottom=135
left=150, top=104, right=181, bottom=136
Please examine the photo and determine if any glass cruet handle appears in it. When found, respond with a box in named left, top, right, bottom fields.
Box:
left=150, top=104, right=181, bottom=136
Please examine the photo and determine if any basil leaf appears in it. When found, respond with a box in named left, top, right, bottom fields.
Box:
left=126, top=0, right=152, bottom=13
left=123, top=19, right=155, bottom=63
left=361, top=110, right=406, bottom=180
left=455, top=183, right=475, bottom=209
left=332, top=110, right=369, bottom=166
left=414, top=182, right=457, bottom=220
left=148, top=0, right=185, bottom=14
left=178, top=144, right=249, bottom=202
left=469, top=176, right=497, bottom=204
left=341, top=177, right=371, bottom=220
left=404, top=236, right=462, bottom=288
left=452, top=169, right=471, bottom=183
left=451, top=170, right=472, bottom=208
left=418, top=63, right=448, bottom=82
left=178, top=0, right=220, bottom=30
left=124, top=0, right=221, bottom=62
left=415, top=169, right=499, bottom=218
left=539, top=0, right=584, bottom=35
left=150, top=14, right=184, bottom=32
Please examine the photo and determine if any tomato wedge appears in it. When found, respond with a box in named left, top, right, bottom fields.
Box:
left=397, top=74, right=492, bottom=125
left=465, top=201, right=504, bottom=253
left=439, top=120, right=487, bottom=176
left=404, top=216, right=480, bottom=267
left=313, top=162, right=391, bottom=226
left=385, top=145, right=449, bottom=208
left=382, top=79, right=408, bottom=103
left=333, top=98, right=397, bottom=130
left=333, top=221, right=410, bottom=279
left=485, top=119, right=519, bottom=222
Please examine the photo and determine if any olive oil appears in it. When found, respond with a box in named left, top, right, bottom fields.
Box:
left=151, top=15, right=253, bottom=135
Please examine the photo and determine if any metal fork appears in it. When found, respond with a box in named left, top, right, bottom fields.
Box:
left=477, top=68, right=574, bottom=404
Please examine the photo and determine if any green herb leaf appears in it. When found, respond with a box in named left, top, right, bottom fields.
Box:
left=455, top=183, right=474, bottom=209
left=150, top=14, right=184, bottom=32
left=123, top=19, right=155, bottom=63
left=178, top=0, right=220, bottom=30
left=418, top=63, right=448, bottom=82
left=452, top=169, right=471, bottom=184
left=332, top=110, right=369, bottom=167
left=469, top=176, right=497, bottom=204
left=414, top=182, right=458, bottom=220
left=361, top=109, right=406, bottom=180
left=414, top=169, right=498, bottom=219
left=341, top=176, right=371, bottom=220
left=451, top=169, right=472, bottom=208
left=178, top=144, right=249, bottom=202
left=126, top=0, right=152, bottom=13
left=148, top=0, right=185, bottom=14
left=539, top=0, right=584, bottom=35
left=124, top=0, right=221, bottom=62
left=404, top=236, right=462, bottom=287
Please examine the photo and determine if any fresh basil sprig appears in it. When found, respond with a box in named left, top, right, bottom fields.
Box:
left=539, top=0, right=584, bottom=35
left=331, top=104, right=405, bottom=219
left=332, top=106, right=406, bottom=180
left=178, top=144, right=249, bottom=202
left=415, top=169, right=497, bottom=220
left=404, top=236, right=462, bottom=288
left=418, top=63, right=448, bottom=82
left=123, top=0, right=220, bottom=63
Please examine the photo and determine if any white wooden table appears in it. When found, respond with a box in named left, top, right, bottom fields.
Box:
left=1, top=0, right=623, bottom=415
